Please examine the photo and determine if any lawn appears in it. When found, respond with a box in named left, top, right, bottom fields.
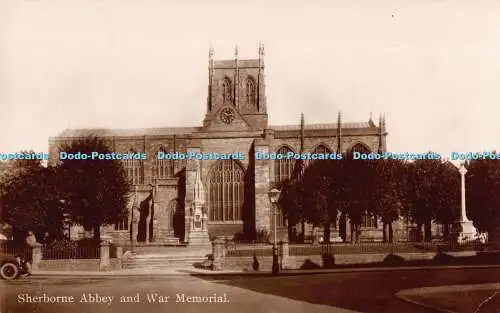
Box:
left=402, top=289, right=500, bottom=313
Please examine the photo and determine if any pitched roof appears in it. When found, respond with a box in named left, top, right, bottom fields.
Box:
left=56, top=127, right=200, bottom=138
left=54, top=121, right=374, bottom=138
left=270, top=122, right=373, bottom=131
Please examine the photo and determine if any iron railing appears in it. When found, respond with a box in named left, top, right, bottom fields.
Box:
left=224, top=241, right=491, bottom=257
left=43, top=245, right=100, bottom=260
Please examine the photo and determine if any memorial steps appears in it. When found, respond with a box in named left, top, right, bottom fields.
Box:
left=121, top=243, right=211, bottom=270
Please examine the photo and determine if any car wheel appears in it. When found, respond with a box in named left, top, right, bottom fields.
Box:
left=19, top=262, right=32, bottom=277
left=0, top=262, right=19, bottom=280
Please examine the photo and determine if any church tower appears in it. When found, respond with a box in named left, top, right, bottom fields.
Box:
left=203, top=43, right=268, bottom=130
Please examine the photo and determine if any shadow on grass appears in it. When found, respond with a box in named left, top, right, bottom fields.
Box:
left=381, top=254, right=406, bottom=266
left=189, top=253, right=500, bottom=313
left=190, top=250, right=500, bottom=280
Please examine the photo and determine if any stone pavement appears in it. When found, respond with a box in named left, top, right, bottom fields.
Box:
left=31, top=263, right=500, bottom=277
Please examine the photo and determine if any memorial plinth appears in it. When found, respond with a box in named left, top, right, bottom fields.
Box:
left=185, top=160, right=211, bottom=251
left=490, top=215, right=500, bottom=250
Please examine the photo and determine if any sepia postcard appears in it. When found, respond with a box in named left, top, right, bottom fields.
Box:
left=1, top=1, right=500, bottom=312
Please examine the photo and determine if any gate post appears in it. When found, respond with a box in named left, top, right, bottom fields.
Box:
left=279, top=240, right=289, bottom=270
left=31, top=243, right=43, bottom=270
left=99, top=240, right=111, bottom=271
left=212, top=238, right=225, bottom=271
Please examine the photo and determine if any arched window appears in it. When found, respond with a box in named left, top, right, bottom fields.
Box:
left=167, top=199, right=178, bottom=229
left=124, top=150, right=144, bottom=185
left=347, top=142, right=371, bottom=159
left=115, top=214, right=129, bottom=231
left=207, top=160, right=244, bottom=222
left=222, top=77, right=232, bottom=104
left=274, top=146, right=296, bottom=183
left=310, top=144, right=332, bottom=165
left=313, top=144, right=332, bottom=155
left=362, top=212, right=377, bottom=228
left=349, top=142, right=371, bottom=154
left=152, top=146, right=174, bottom=178
left=246, top=76, right=256, bottom=106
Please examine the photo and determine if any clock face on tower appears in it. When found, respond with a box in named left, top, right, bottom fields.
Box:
left=220, top=108, right=235, bottom=124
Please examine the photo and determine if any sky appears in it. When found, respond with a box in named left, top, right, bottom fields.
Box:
left=1, top=0, right=500, bottom=160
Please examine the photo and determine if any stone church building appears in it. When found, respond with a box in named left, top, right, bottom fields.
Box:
left=48, top=45, right=406, bottom=245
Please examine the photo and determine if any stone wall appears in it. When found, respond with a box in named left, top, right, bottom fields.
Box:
left=37, top=259, right=120, bottom=271
left=223, top=252, right=443, bottom=271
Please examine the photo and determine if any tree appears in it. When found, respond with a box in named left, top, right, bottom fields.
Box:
left=0, top=160, right=63, bottom=242
left=432, top=161, right=460, bottom=239
left=407, top=157, right=457, bottom=242
left=57, top=136, right=131, bottom=239
left=301, top=160, right=333, bottom=242
left=371, top=159, right=407, bottom=242
left=12, top=150, right=44, bottom=171
left=466, top=158, right=500, bottom=234
left=337, top=156, right=374, bottom=243
left=280, top=179, right=305, bottom=243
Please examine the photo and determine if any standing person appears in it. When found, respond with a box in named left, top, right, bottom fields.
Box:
left=42, top=232, right=51, bottom=246
left=25, top=231, right=37, bottom=247
left=23, top=231, right=37, bottom=272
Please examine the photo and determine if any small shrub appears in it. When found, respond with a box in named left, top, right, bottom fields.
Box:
left=300, top=259, right=321, bottom=270
left=321, top=253, right=335, bottom=269
left=255, top=228, right=270, bottom=243
left=381, top=253, right=405, bottom=266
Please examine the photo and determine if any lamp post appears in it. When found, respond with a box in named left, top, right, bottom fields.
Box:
left=130, top=185, right=138, bottom=251
left=268, top=188, right=281, bottom=276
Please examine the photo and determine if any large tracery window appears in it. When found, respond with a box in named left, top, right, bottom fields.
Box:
left=274, top=146, right=296, bottom=228
left=124, top=150, right=144, bottom=185
left=246, top=76, right=256, bottom=106
left=152, top=147, right=174, bottom=178
left=222, top=77, right=233, bottom=104
left=207, top=160, right=244, bottom=222
left=274, top=146, right=296, bottom=183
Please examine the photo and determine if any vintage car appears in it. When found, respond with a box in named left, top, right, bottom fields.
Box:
left=0, top=251, right=31, bottom=280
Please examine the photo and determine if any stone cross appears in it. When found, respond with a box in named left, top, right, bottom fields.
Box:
left=458, top=163, right=470, bottom=222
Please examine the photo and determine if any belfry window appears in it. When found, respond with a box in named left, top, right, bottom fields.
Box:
left=246, top=77, right=256, bottom=106
left=222, top=77, right=232, bottom=104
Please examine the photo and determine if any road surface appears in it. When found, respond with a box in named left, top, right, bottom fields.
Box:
left=1, top=267, right=500, bottom=313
